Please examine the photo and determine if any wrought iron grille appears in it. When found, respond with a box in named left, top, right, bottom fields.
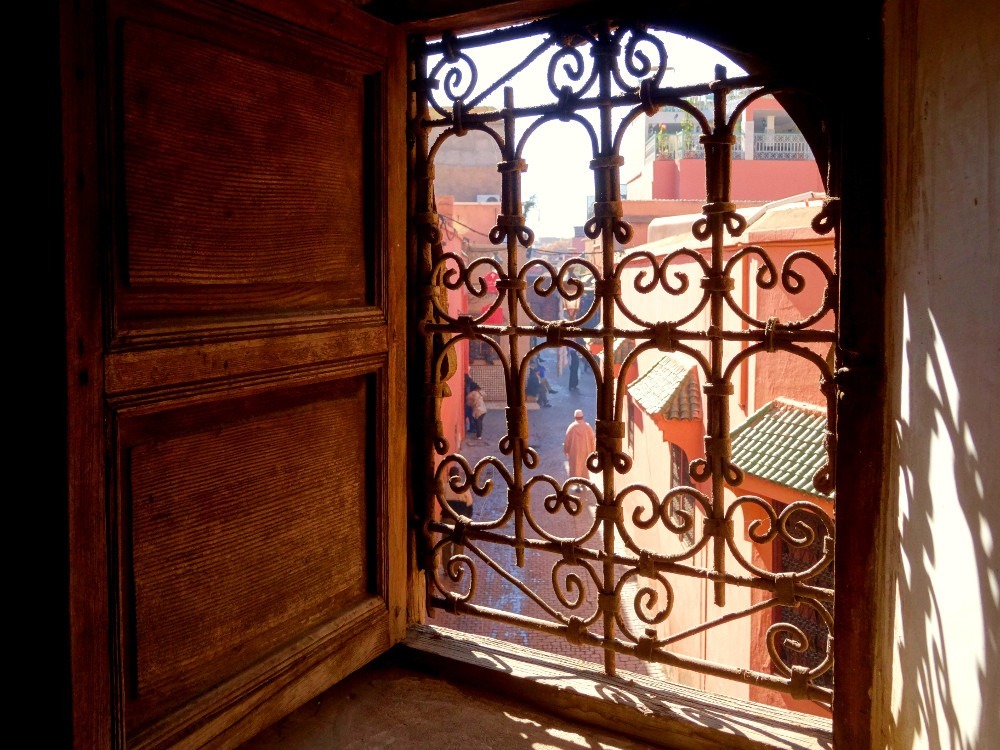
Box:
left=412, top=18, right=838, bottom=707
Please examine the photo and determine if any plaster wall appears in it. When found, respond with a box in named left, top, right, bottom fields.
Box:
left=751, top=240, right=834, bottom=409
left=631, top=157, right=824, bottom=203
left=433, top=126, right=504, bottom=201
left=451, top=201, right=502, bottom=240
left=652, top=159, right=681, bottom=199
left=435, top=164, right=502, bottom=202
left=884, top=1, right=999, bottom=748
left=675, top=159, right=824, bottom=202
left=436, top=195, right=470, bottom=454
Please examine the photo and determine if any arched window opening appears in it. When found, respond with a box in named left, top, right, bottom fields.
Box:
left=412, top=17, right=838, bottom=717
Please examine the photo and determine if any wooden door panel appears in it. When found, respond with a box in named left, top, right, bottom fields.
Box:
left=66, top=0, right=407, bottom=747
left=110, top=0, right=384, bottom=331
left=118, top=376, right=375, bottom=736
left=120, top=22, right=366, bottom=291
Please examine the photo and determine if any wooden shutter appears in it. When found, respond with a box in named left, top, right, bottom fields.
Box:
left=63, top=0, right=406, bottom=747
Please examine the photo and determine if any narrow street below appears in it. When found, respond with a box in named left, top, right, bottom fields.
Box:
left=433, top=351, right=662, bottom=678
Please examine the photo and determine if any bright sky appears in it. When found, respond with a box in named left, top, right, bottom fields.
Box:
left=429, top=30, right=746, bottom=239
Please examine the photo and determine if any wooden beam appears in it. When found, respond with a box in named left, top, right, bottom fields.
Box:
left=364, top=0, right=587, bottom=35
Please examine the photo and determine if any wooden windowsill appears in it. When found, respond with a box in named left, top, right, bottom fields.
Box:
left=396, top=624, right=833, bottom=750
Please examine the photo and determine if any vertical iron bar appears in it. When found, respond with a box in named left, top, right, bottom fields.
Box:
left=500, top=86, right=527, bottom=568
left=411, top=41, right=437, bottom=584
left=706, top=65, right=733, bottom=607
left=594, top=24, right=618, bottom=677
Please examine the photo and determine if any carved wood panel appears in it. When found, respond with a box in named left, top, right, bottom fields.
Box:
left=118, top=379, right=373, bottom=734
left=65, top=0, right=407, bottom=747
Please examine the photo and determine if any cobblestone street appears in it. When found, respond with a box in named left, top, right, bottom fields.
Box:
left=432, top=353, right=662, bottom=678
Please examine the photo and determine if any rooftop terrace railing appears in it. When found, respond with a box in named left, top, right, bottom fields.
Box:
left=646, top=130, right=811, bottom=161
left=753, top=132, right=814, bottom=160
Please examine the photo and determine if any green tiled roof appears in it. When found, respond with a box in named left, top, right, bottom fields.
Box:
left=627, top=353, right=702, bottom=421
left=730, top=398, right=832, bottom=498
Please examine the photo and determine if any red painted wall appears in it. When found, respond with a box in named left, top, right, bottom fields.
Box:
left=751, top=239, right=835, bottom=409
left=436, top=195, right=471, bottom=455
left=664, top=159, right=824, bottom=201
left=651, top=159, right=680, bottom=199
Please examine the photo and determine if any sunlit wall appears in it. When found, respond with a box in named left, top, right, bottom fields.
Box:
left=884, top=0, right=999, bottom=747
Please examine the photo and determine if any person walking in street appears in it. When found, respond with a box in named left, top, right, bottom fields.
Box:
left=536, top=362, right=558, bottom=394
left=466, top=382, right=488, bottom=439
left=526, top=365, right=551, bottom=407
left=464, top=375, right=478, bottom=431
left=563, top=409, right=596, bottom=479
left=568, top=350, right=580, bottom=393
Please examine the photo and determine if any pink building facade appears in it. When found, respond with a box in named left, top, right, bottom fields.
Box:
left=624, top=94, right=825, bottom=203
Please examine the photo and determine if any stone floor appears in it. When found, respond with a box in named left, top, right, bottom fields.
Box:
left=238, top=653, right=655, bottom=750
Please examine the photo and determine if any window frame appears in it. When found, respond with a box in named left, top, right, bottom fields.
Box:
left=401, top=5, right=889, bottom=749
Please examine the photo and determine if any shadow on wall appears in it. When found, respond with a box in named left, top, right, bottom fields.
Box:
left=890, top=302, right=999, bottom=750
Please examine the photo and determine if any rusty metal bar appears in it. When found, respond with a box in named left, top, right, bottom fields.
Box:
left=426, top=519, right=835, bottom=602
left=429, top=596, right=833, bottom=704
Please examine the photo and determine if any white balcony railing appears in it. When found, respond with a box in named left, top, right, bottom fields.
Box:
left=753, top=132, right=814, bottom=160
left=646, top=131, right=812, bottom=162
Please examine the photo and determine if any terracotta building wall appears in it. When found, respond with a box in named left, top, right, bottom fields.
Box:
left=674, top=159, right=825, bottom=202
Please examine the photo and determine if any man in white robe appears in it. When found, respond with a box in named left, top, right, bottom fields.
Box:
left=563, top=409, right=596, bottom=479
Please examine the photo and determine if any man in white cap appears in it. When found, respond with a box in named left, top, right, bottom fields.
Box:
left=563, top=409, right=596, bottom=479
